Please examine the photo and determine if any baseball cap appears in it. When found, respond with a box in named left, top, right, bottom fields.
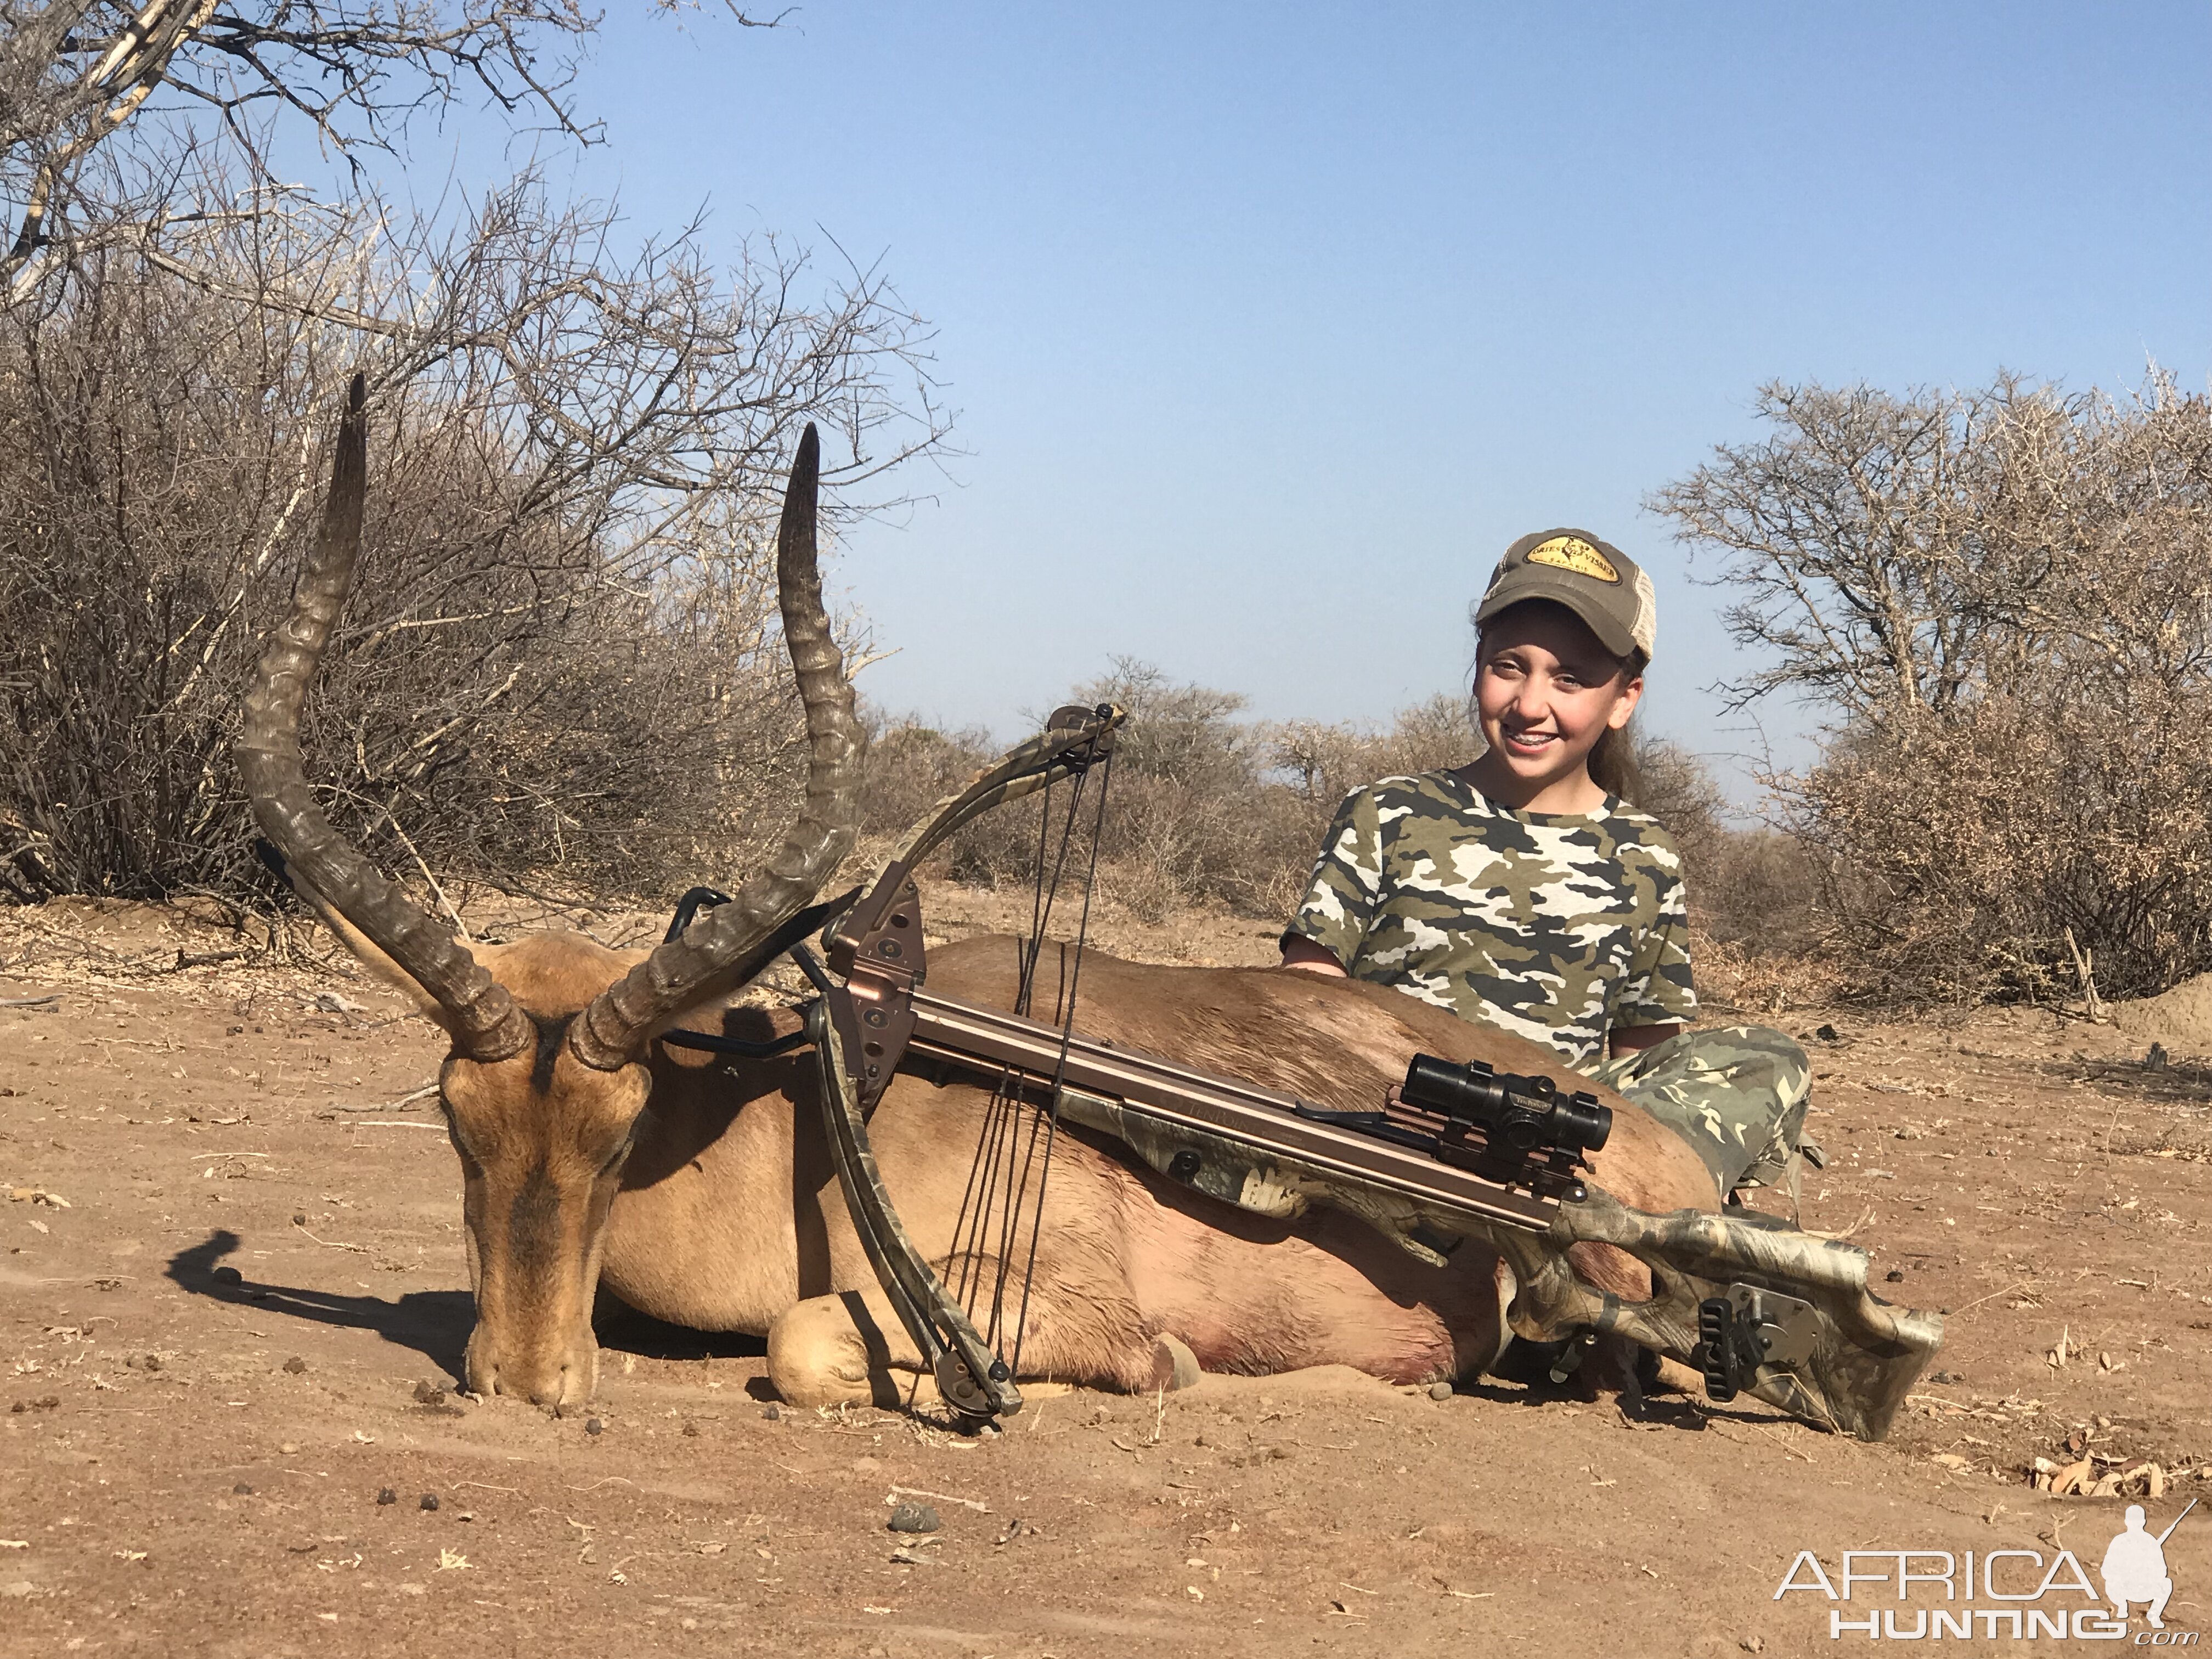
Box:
left=1474, top=529, right=1656, bottom=662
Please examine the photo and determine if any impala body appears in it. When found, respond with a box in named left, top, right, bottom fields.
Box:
left=240, top=387, right=1716, bottom=1412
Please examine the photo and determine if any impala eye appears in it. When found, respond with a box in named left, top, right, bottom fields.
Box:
left=437, top=1097, right=479, bottom=1165
left=599, top=1130, right=636, bottom=1176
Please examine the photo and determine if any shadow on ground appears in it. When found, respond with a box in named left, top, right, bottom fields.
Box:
left=591, top=1290, right=768, bottom=1362
left=166, top=1229, right=472, bottom=1378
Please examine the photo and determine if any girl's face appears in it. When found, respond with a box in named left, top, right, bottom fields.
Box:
left=1473, top=602, right=1642, bottom=801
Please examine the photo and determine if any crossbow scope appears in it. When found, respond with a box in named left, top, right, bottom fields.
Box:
left=1401, top=1054, right=1613, bottom=1165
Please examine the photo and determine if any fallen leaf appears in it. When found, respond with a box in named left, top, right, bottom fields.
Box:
left=1930, top=1453, right=1972, bottom=1471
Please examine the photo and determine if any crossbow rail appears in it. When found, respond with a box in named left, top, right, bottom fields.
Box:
left=791, top=707, right=1943, bottom=1442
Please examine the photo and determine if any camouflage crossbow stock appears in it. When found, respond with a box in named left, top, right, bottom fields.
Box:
left=791, top=707, right=1943, bottom=1441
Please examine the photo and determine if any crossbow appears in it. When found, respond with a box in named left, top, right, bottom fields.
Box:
left=693, top=706, right=1942, bottom=1441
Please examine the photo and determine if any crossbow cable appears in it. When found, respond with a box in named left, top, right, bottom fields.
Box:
left=806, top=704, right=1125, bottom=1420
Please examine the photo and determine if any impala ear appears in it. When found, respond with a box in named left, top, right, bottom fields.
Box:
left=257, top=837, right=464, bottom=1031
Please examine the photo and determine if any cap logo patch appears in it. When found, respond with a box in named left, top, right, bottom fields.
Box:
left=1526, top=535, right=1621, bottom=583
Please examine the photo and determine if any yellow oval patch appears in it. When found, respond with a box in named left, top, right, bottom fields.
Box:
left=1526, top=535, right=1621, bottom=583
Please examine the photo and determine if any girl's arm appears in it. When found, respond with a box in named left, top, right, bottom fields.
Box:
left=1279, top=936, right=1349, bottom=977
left=1610, top=1022, right=1683, bottom=1057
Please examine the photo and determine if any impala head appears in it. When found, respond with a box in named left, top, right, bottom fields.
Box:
left=237, top=377, right=858, bottom=1410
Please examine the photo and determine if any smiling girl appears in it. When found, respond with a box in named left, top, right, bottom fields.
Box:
left=1278, top=529, right=1818, bottom=1207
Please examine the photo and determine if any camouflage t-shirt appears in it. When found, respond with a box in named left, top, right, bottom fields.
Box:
left=1283, top=771, right=1696, bottom=1069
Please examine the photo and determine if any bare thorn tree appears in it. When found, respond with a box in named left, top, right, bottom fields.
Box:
left=0, top=0, right=783, bottom=298
left=1652, top=373, right=2212, bottom=1002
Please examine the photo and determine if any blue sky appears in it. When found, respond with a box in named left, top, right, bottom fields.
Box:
left=424, top=4, right=2209, bottom=792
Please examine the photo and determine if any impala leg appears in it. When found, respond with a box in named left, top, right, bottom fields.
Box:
left=766, top=1286, right=927, bottom=1409
left=766, top=1278, right=1202, bottom=1408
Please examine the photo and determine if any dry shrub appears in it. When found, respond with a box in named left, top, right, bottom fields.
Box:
left=858, top=672, right=1480, bottom=923
left=1658, top=372, right=2212, bottom=1004
left=0, top=176, right=945, bottom=907
left=1785, top=694, right=2212, bottom=1005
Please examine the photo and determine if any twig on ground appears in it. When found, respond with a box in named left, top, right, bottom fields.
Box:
left=326, top=1084, right=438, bottom=1114
left=169, top=949, right=247, bottom=972
left=1945, top=1279, right=2036, bottom=1319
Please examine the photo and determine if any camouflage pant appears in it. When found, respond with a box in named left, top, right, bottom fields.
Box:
left=1582, top=1025, right=1816, bottom=1199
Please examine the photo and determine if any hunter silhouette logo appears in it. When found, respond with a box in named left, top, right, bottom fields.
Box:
left=2105, top=1500, right=2192, bottom=1629
left=1775, top=1500, right=2197, bottom=1641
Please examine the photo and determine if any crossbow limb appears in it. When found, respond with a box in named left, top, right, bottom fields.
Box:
left=798, top=708, right=1943, bottom=1440
left=797, top=704, right=1126, bottom=1419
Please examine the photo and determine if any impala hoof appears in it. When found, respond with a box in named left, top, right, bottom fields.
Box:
left=1148, top=1333, right=1201, bottom=1392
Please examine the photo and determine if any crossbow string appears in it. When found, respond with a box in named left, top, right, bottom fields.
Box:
left=800, top=704, right=1124, bottom=1419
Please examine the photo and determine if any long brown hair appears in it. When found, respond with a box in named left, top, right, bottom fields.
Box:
left=1587, top=710, right=1642, bottom=804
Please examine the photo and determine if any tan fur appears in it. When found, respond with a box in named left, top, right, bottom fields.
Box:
left=325, top=915, right=1717, bottom=1410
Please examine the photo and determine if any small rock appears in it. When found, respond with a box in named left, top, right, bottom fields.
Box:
left=281, top=1356, right=307, bottom=1375
left=212, top=1266, right=241, bottom=1286
left=681, top=1421, right=699, bottom=1437
left=376, top=1489, right=397, bottom=1506
left=585, top=1418, right=603, bottom=1436
left=411, top=1380, right=445, bottom=1406
left=1929, top=1370, right=1963, bottom=1385
left=1814, top=1024, right=1839, bottom=1043
left=233, top=1483, right=255, bottom=1496
left=279, top=1442, right=298, bottom=1454
left=292, top=1213, right=307, bottom=1227
left=1884, top=1269, right=1905, bottom=1283
left=886, top=1502, right=941, bottom=1535
left=1741, top=1639, right=1765, bottom=1655
left=1428, top=1381, right=1454, bottom=1401
left=142, top=1355, right=162, bottom=1373
left=761, top=1405, right=780, bottom=1421
left=419, top=1493, right=439, bottom=1512
left=889, top=1545, right=935, bottom=1566
left=6, top=1402, right=20, bottom=1415
left=32, top=1396, right=57, bottom=1411
left=1, top=1582, right=33, bottom=1599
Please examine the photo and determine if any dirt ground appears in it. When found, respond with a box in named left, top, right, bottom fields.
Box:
left=2, top=890, right=2209, bottom=1657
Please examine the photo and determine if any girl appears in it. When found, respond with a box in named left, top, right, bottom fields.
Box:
left=1278, top=529, right=1817, bottom=1207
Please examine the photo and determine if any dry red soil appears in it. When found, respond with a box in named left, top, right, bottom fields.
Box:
left=2, top=895, right=2208, bottom=1657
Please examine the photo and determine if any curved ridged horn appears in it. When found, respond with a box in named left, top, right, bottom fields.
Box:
left=236, top=374, right=532, bottom=1063
left=569, top=423, right=860, bottom=1071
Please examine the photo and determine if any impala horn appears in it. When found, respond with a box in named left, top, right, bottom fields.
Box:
left=567, top=421, right=860, bottom=1071
left=236, top=374, right=533, bottom=1062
